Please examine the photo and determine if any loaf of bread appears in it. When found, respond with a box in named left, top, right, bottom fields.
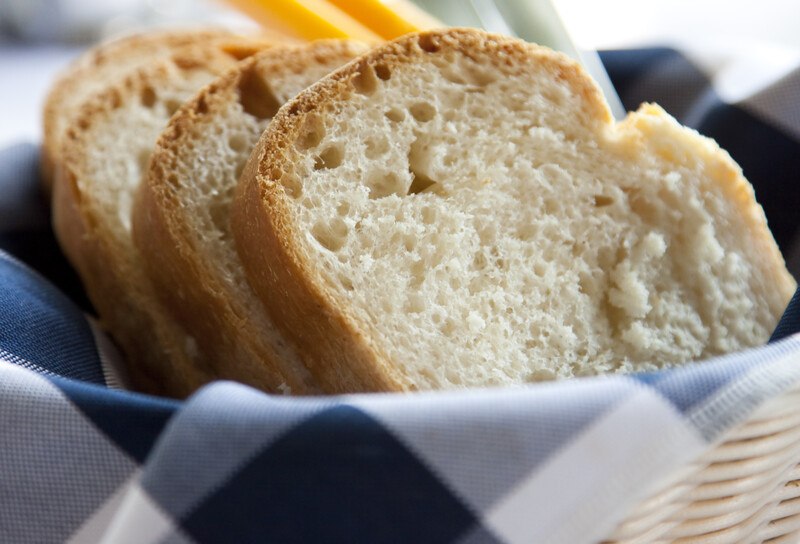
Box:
left=134, top=40, right=367, bottom=395
left=52, top=34, right=272, bottom=395
left=231, top=28, right=796, bottom=393
left=46, top=26, right=794, bottom=397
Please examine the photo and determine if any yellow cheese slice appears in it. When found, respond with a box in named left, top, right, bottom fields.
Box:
left=224, top=0, right=383, bottom=42
left=326, top=0, right=443, bottom=39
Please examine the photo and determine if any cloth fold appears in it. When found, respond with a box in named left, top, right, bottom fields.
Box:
left=1, top=46, right=799, bottom=543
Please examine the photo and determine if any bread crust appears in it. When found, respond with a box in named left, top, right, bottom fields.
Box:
left=233, top=28, right=601, bottom=392
left=42, top=29, right=255, bottom=192
left=54, top=37, right=269, bottom=397
left=135, top=41, right=367, bottom=395
left=232, top=28, right=795, bottom=393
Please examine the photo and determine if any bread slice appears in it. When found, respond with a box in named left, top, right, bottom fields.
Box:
left=53, top=37, right=271, bottom=396
left=41, top=29, right=262, bottom=191
left=134, top=40, right=367, bottom=395
left=232, top=28, right=796, bottom=393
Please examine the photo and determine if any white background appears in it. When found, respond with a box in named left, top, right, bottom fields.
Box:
left=555, top=0, right=800, bottom=51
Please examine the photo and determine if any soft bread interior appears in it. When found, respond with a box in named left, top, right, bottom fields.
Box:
left=173, top=44, right=366, bottom=291
left=42, top=30, right=255, bottom=190
left=137, top=41, right=367, bottom=393
left=88, top=69, right=226, bottom=243
left=243, top=30, right=794, bottom=390
left=55, top=40, right=268, bottom=395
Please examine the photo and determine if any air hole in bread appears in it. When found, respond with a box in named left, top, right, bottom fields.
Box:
left=209, top=196, right=231, bottom=240
left=367, top=171, right=404, bottom=199
left=437, top=315, right=457, bottom=337
left=109, top=90, right=122, bottom=109
left=279, top=174, right=302, bottom=199
left=418, top=34, right=440, bottom=53
left=141, top=86, right=157, bottom=108
left=137, top=148, right=151, bottom=174
left=594, top=195, right=614, bottom=207
left=542, top=88, right=566, bottom=107
left=311, top=218, right=348, bottom=252
left=406, top=293, right=425, bottom=313
left=314, top=144, right=344, bottom=170
left=578, top=272, right=597, bottom=297
left=295, top=115, right=326, bottom=150
left=527, top=368, right=556, bottom=382
left=374, top=63, right=391, bottom=81
left=516, top=223, right=537, bottom=241
left=624, top=187, right=658, bottom=223
left=337, top=201, right=350, bottom=216
left=364, top=136, right=389, bottom=159
left=352, top=62, right=379, bottom=95
left=440, top=67, right=466, bottom=85
left=237, top=67, right=281, bottom=120
left=196, top=95, right=209, bottom=114
left=222, top=43, right=261, bottom=61
left=409, top=102, right=436, bottom=123
left=173, top=55, right=203, bottom=70
left=470, top=102, right=492, bottom=117
left=338, top=274, right=355, bottom=291
left=421, top=206, right=437, bottom=224
left=229, top=134, right=248, bottom=153
left=385, top=108, right=405, bottom=123
left=403, top=234, right=416, bottom=252
left=407, top=137, right=442, bottom=196
left=234, top=158, right=246, bottom=182
left=408, top=171, right=439, bottom=195
left=410, top=260, right=425, bottom=288
left=478, top=222, right=497, bottom=245
left=470, top=68, right=496, bottom=87
left=165, top=98, right=182, bottom=117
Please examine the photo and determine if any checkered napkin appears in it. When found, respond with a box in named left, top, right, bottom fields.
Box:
left=1, top=47, right=799, bottom=544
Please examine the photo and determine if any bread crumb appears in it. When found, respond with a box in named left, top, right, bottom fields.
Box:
left=467, top=311, right=485, bottom=332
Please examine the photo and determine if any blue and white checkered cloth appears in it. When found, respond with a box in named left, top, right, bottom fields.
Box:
left=1, top=46, right=799, bottom=543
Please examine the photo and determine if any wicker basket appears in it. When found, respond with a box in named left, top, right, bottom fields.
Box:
left=609, top=382, right=800, bottom=542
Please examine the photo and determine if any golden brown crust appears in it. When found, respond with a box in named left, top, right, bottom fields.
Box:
left=232, top=28, right=794, bottom=393
left=134, top=41, right=370, bottom=395
left=41, top=29, right=280, bottom=195
left=235, top=147, right=405, bottom=393
left=54, top=36, right=269, bottom=397
left=52, top=160, right=209, bottom=396
left=42, top=29, right=242, bottom=192
left=232, top=28, right=600, bottom=392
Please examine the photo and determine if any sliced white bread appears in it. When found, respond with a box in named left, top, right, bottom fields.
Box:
left=134, top=40, right=367, bottom=395
left=232, top=29, right=796, bottom=393
left=41, top=29, right=262, bottom=190
left=53, top=37, right=270, bottom=396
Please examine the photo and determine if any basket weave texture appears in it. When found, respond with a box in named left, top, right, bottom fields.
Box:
left=609, top=383, right=800, bottom=543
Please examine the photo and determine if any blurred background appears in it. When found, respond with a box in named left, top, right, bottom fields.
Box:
left=1, top=0, right=799, bottom=147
